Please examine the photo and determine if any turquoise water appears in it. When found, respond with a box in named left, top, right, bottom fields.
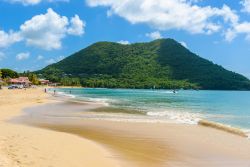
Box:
left=52, top=88, right=250, bottom=130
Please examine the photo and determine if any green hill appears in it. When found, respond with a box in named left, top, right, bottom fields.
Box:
left=37, top=39, right=250, bottom=90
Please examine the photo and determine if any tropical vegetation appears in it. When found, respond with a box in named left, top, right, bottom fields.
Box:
left=36, top=39, right=250, bottom=90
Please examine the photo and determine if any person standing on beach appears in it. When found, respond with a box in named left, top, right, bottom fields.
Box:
left=54, top=90, right=56, bottom=95
left=44, top=88, right=47, bottom=93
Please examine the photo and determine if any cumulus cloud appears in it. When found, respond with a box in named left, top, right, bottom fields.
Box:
left=8, top=0, right=41, bottom=5
left=7, top=0, right=69, bottom=6
left=87, top=0, right=250, bottom=41
left=117, top=40, right=130, bottom=45
left=16, top=52, right=30, bottom=60
left=225, top=22, right=250, bottom=42
left=67, top=15, right=85, bottom=36
left=0, top=8, right=85, bottom=50
left=20, top=8, right=69, bottom=50
left=86, top=0, right=238, bottom=35
left=241, top=0, right=250, bottom=13
left=146, top=31, right=162, bottom=40
left=0, top=30, right=21, bottom=48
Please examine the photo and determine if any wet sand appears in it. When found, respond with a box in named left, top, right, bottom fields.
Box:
left=15, top=100, right=250, bottom=167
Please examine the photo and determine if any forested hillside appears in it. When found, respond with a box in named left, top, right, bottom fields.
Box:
left=37, top=39, right=250, bottom=90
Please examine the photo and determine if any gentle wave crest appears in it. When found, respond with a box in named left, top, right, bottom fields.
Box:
left=146, top=110, right=202, bottom=125
left=50, top=88, right=250, bottom=139
left=56, top=91, right=77, bottom=98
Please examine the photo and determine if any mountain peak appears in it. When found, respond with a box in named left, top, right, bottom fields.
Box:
left=37, top=39, right=250, bottom=90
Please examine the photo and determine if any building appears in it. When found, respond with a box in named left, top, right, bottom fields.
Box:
left=10, top=77, right=31, bottom=86
left=39, top=79, right=50, bottom=85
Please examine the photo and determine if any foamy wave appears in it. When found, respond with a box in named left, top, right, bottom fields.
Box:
left=146, top=110, right=201, bottom=125
left=78, top=113, right=174, bottom=123
left=56, top=91, right=77, bottom=98
left=244, top=129, right=250, bottom=139
left=80, top=97, right=118, bottom=107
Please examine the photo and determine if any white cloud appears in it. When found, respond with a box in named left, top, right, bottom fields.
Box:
left=180, top=41, right=188, bottom=48
left=45, top=55, right=65, bottom=64
left=117, top=40, right=130, bottom=45
left=16, top=52, right=30, bottom=60
left=225, top=22, right=250, bottom=42
left=7, top=0, right=69, bottom=6
left=8, top=0, right=41, bottom=5
left=0, top=30, right=21, bottom=48
left=188, top=0, right=202, bottom=3
left=0, top=52, right=6, bottom=61
left=241, top=0, right=250, bottom=13
left=67, top=15, right=85, bottom=36
left=0, top=8, right=85, bottom=50
left=86, top=0, right=238, bottom=35
left=88, top=0, right=250, bottom=41
left=146, top=31, right=162, bottom=40
left=20, top=8, right=68, bottom=50
left=37, top=55, right=44, bottom=60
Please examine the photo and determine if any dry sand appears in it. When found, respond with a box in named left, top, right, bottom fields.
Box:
left=1, top=88, right=250, bottom=167
left=0, top=88, right=121, bottom=167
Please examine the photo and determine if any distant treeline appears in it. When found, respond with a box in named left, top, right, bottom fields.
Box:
left=0, top=69, right=40, bottom=85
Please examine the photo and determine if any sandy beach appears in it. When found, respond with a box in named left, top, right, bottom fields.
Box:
left=0, top=88, right=121, bottom=167
left=1, top=88, right=250, bottom=167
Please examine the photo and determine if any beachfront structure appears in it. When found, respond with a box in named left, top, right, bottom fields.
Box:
left=9, top=77, right=31, bottom=86
left=39, top=79, right=50, bottom=85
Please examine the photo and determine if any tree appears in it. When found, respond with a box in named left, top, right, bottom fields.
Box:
left=20, top=71, right=40, bottom=85
left=36, top=39, right=250, bottom=90
left=30, top=74, right=40, bottom=85
left=60, top=77, right=81, bottom=86
left=0, top=69, right=19, bottom=78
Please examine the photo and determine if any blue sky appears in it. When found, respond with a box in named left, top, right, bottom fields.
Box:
left=1, top=0, right=250, bottom=78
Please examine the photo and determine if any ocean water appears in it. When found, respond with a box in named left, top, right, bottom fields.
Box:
left=51, top=88, right=250, bottom=131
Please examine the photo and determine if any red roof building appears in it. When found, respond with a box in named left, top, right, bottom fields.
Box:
left=10, top=77, right=31, bottom=85
left=39, top=79, right=50, bottom=85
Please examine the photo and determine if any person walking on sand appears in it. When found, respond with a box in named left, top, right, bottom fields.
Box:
left=54, top=90, right=56, bottom=96
left=44, top=88, right=47, bottom=93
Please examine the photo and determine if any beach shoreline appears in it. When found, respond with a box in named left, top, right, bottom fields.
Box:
left=0, top=88, right=122, bottom=167
left=1, top=87, right=250, bottom=167
left=17, top=94, right=250, bottom=167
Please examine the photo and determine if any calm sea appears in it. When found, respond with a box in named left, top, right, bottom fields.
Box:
left=51, top=88, right=250, bottom=131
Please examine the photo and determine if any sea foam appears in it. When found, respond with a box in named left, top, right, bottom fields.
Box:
left=146, top=110, right=201, bottom=125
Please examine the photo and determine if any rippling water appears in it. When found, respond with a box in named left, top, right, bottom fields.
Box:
left=50, top=88, right=250, bottom=130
